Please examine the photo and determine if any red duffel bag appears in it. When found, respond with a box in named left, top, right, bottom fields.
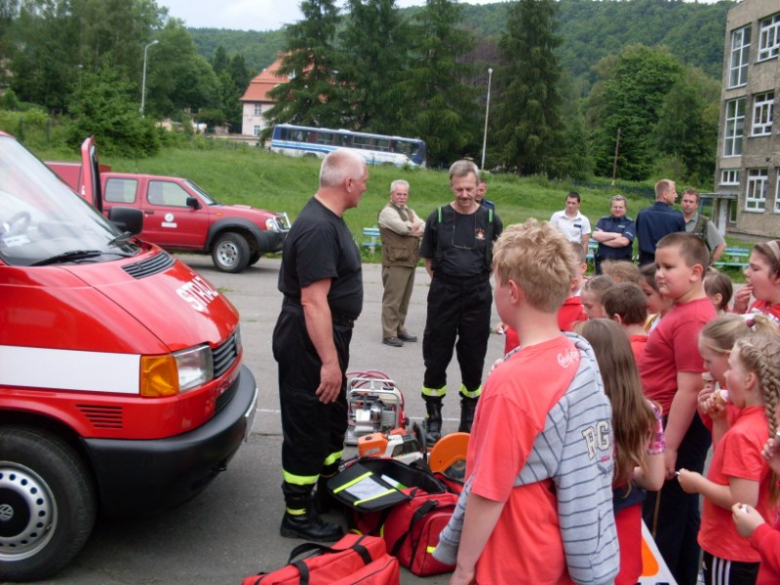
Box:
left=241, top=534, right=399, bottom=585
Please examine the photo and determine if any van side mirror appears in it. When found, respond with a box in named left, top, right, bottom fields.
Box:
left=108, top=207, right=143, bottom=235
left=186, top=196, right=201, bottom=210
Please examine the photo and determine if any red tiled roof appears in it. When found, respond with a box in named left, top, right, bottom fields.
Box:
left=240, top=55, right=287, bottom=103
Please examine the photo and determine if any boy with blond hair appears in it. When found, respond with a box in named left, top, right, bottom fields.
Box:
left=638, top=232, right=716, bottom=585
left=439, top=219, right=618, bottom=584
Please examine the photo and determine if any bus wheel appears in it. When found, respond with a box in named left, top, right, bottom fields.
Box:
left=0, top=427, right=96, bottom=581
left=212, top=232, right=250, bottom=273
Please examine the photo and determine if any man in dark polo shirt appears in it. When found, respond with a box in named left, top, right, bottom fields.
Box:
left=272, top=149, right=368, bottom=542
left=635, top=179, right=685, bottom=266
left=592, top=194, right=635, bottom=274
left=419, top=160, right=502, bottom=444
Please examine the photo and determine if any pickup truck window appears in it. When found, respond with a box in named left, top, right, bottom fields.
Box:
left=105, top=178, right=138, bottom=204
left=148, top=180, right=190, bottom=207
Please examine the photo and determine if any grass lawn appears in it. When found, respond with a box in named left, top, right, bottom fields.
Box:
left=33, top=140, right=755, bottom=277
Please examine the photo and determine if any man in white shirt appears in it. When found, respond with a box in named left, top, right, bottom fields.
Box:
left=550, top=192, right=591, bottom=250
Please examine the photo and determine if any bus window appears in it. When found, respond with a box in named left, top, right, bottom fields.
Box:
left=317, top=132, right=334, bottom=145
left=376, top=139, right=390, bottom=152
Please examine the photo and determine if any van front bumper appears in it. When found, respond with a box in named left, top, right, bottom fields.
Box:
left=82, top=365, right=258, bottom=516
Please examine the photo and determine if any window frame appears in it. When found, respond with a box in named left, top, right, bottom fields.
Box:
left=758, top=13, right=780, bottom=62
left=729, top=26, right=751, bottom=88
left=720, top=169, right=741, bottom=186
left=253, top=104, right=262, bottom=116
left=724, top=97, right=746, bottom=157
left=751, top=92, right=774, bottom=136
left=745, top=169, right=768, bottom=212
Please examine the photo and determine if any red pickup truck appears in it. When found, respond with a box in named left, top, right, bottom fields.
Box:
left=48, top=163, right=290, bottom=273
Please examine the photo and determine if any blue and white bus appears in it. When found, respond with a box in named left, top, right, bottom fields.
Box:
left=270, top=124, right=427, bottom=168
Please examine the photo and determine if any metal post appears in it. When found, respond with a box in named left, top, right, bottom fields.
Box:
left=140, top=40, right=159, bottom=117
left=481, top=67, right=493, bottom=171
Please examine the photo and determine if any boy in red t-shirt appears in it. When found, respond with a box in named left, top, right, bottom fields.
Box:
left=450, top=219, right=615, bottom=585
left=602, top=282, right=649, bottom=364
left=638, top=232, right=717, bottom=585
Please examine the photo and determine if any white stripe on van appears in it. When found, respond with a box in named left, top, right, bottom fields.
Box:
left=0, top=346, right=140, bottom=394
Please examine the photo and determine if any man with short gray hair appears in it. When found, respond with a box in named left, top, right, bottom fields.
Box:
left=273, top=149, right=368, bottom=542
left=378, top=180, right=424, bottom=347
left=419, top=160, right=502, bottom=443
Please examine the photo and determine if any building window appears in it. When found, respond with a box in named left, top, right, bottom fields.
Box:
left=729, top=200, right=738, bottom=223
left=776, top=171, right=780, bottom=213
left=253, top=125, right=261, bottom=136
left=721, top=169, right=741, bottom=185
left=724, top=98, right=745, bottom=157
left=752, top=92, right=774, bottom=136
left=746, top=169, right=768, bottom=211
left=729, top=26, right=751, bottom=87
left=253, top=104, right=262, bottom=116
left=758, top=13, right=780, bottom=61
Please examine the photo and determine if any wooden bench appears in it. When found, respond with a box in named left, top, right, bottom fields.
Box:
left=713, top=246, right=751, bottom=270
left=362, top=226, right=381, bottom=254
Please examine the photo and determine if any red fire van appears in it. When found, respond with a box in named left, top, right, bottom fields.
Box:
left=0, top=135, right=258, bottom=581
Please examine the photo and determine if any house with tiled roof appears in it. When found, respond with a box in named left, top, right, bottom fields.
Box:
left=240, top=55, right=287, bottom=140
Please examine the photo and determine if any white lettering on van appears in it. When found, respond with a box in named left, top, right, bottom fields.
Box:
left=177, top=276, right=220, bottom=312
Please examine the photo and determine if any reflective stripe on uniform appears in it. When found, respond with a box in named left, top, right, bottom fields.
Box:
left=286, top=507, right=306, bottom=516
left=282, top=469, right=319, bottom=486
left=422, top=385, right=447, bottom=398
left=323, top=450, right=343, bottom=468
left=459, top=383, right=481, bottom=399
left=0, top=345, right=140, bottom=394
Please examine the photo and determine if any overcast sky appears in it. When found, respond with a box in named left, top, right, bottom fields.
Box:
left=157, top=1, right=511, bottom=31
left=157, top=0, right=723, bottom=32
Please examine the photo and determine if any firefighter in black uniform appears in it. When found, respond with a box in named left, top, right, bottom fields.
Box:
left=272, top=150, right=368, bottom=542
left=419, top=160, right=502, bottom=444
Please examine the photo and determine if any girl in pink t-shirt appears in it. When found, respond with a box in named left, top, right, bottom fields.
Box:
left=577, top=319, right=665, bottom=585
left=679, top=332, right=780, bottom=584
left=733, top=240, right=780, bottom=326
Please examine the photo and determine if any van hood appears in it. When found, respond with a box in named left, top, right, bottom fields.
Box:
left=68, top=250, right=239, bottom=352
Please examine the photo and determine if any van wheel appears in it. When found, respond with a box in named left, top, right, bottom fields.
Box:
left=0, top=427, right=96, bottom=581
left=212, top=232, right=250, bottom=273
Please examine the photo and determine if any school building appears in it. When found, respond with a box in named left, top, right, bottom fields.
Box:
left=715, top=0, right=780, bottom=240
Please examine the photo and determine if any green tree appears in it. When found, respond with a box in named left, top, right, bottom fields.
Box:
left=145, top=19, right=221, bottom=117
left=401, top=0, right=476, bottom=166
left=654, top=67, right=719, bottom=185
left=211, top=44, right=229, bottom=75
left=338, top=0, right=410, bottom=133
left=587, top=44, right=683, bottom=181
left=493, top=0, right=564, bottom=176
left=8, top=0, right=79, bottom=111
left=264, top=0, right=343, bottom=130
left=68, top=68, right=159, bottom=157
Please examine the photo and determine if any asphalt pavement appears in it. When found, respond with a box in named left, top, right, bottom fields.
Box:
left=26, top=254, right=505, bottom=585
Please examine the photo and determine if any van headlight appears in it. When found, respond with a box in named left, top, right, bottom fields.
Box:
left=140, top=345, right=214, bottom=397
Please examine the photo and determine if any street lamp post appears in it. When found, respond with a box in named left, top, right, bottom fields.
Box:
left=481, top=67, right=493, bottom=171
left=140, top=40, right=159, bottom=117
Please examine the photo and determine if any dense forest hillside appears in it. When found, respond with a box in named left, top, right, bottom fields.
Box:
left=189, top=0, right=732, bottom=81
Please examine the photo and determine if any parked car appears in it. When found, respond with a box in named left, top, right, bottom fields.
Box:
left=47, top=162, right=290, bottom=273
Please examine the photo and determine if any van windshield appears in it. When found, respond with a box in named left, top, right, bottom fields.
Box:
left=0, top=136, right=139, bottom=267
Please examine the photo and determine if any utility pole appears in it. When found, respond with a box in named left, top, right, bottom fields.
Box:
left=481, top=67, right=493, bottom=171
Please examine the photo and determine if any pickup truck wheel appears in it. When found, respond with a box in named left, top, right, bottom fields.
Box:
left=0, top=427, right=96, bottom=581
left=212, top=232, right=250, bottom=273
left=248, top=251, right=262, bottom=266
